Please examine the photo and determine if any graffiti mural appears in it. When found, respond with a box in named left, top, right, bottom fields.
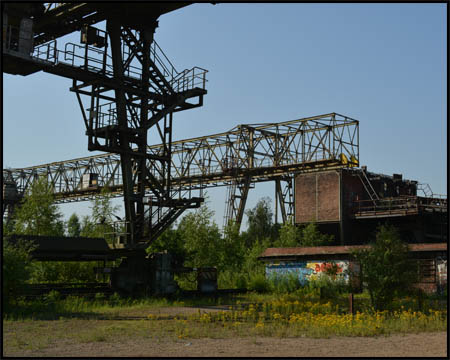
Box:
left=266, top=260, right=350, bottom=285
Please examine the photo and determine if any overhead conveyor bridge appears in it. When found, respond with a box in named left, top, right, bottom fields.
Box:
left=3, top=113, right=359, bottom=232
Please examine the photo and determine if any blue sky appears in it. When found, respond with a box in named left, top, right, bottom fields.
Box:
left=3, top=3, right=447, bottom=229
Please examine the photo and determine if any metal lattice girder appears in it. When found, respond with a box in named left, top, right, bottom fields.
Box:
left=275, top=176, right=294, bottom=224
left=3, top=6, right=208, bottom=247
left=223, top=177, right=253, bottom=229
left=3, top=113, right=359, bottom=206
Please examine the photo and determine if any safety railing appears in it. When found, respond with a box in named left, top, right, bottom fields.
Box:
left=353, top=195, right=448, bottom=216
left=14, top=31, right=207, bottom=95
left=103, top=220, right=130, bottom=248
left=88, top=102, right=118, bottom=129
left=171, top=66, right=208, bottom=92
left=353, top=196, right=419, bottom=215
left=150, top=40, right=178, bottom=81
left=64, top=42, right=117, bottom=76
left=417, top=196, right=447, bottom=209
left=32, top=40, right=58, bottom=63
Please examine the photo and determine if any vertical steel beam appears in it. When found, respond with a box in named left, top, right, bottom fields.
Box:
left=107, top=20, right=136, bottom=246
left=223, top=177, right=251, bottom=231
left=135, top=28, right=152, bottom=242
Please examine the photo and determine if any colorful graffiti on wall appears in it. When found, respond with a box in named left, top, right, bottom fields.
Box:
left=266, top=260, right=350, bottom=285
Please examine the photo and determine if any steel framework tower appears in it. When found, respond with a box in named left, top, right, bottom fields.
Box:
left=3, top=3, right=207, bottom=249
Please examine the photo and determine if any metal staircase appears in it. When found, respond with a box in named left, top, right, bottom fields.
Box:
left=418, top=183, right=433, bottom=198
left=358, top=168, right=379, bottom=203
left=223, top=177, right=254, bottom=230
left=20, top=23, right=208, bottom=248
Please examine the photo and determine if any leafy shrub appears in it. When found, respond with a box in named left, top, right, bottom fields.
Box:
left=268, top=272, right=302, bottom=294
left=3, top=237, right=36, bottom=308
left=45, top=290, right=61, bottom=304
left=353, top=224, right=418, bottom=311
left=307, top=274, right=348, bottom=300
left=248, top=273, right=270, bottom=293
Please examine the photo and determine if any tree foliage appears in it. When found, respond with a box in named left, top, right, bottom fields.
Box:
left=220, top=220, right=246, bottom=272
left=147, top=225, right=186, bottom=268
left=178, top=204, right=222, bottom=269
left=29, top=261, right=98, bottom=284
left=3, top=238, right=36, bottom=306
left=67, top=213, right=81, bottom=237
left=244, top=197, right=276, bottom=247
left=88, top=187, right=121, bottom=239
left=353, top=224, right=418, bottom=311
left=12, top=176, right=64, bottom=236
left=274, top=218, right=301, bottom=247
left=299, top=223, right=334, bottom=247
left=273, top=220, right=333, bottom=248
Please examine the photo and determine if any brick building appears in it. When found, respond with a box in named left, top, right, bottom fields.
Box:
left=259, top=243, right=447, bottom=294
left=294, top=168, right=447, bottom=245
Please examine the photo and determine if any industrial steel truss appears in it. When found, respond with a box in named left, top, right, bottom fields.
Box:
left=3, top=113, right=359, bottom=234
left=3, top=3, right=207, bottom=248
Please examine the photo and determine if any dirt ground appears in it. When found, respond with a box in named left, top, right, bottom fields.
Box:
left=3, top=331, right=446, bottom=357
left=3, top=305, right=447, bottom=357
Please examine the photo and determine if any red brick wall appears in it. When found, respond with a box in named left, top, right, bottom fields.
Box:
left=295, top=170, right=340, bottom=223
left=295, top=173, right=316, bottom=223
left=342, top=170, right=366, bottom=215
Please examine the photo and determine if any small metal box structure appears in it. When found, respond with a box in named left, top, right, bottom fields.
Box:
left=81, top=173, right=98, bottom=189
left=2, top=180, right=19, bottom=202
left=150, top=252, right=179, bottom=295
left=197, top=268, right=218, bottom=293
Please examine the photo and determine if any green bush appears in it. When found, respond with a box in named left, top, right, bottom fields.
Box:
left=3, top=237, right=36, bottom=308
left=307, top=275, right=348, bottom=300
left=353, top=224, right=418, bottom=311
left=44, top=290, right=61, bottom=304
left=248, top=273, right=270, bottom=293
left=268, top=272, right=302, bottom=294
left=29, top=261, right=99, bottom=284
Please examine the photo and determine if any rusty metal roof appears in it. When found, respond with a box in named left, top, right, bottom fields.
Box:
left=259, top=243, right=447, bottom=259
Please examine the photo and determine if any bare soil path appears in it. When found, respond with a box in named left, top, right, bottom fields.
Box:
left=4, top=332, right=447, bottom=357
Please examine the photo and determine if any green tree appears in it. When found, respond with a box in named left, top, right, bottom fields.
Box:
left=178, top=204, right=222, bottom=268
left=3, top=238, right=36, bottom=307
left=353, top=224, right=418, bottom=311
left=274, top=218, right=301, bottom=247
left=91, top=187, right=120, bottom=224
left=80, top=215, right=96, bottom=237
left=12, top=176, right=64, bottom=236
left=219, top=220, right=246, bottom=272
left=67, top=213, right=81, bottom=237
left=147, top=225, right=187, bottom=268
left=244, top=197, right=275, bottom=247
left=78, top=188, right=121, bottom=239
left=299, top=223, right=334, bottom=247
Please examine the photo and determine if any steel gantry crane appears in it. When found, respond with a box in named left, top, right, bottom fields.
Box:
left=3, top=2, right=207, bottom=249
left=3, top=2, right=212, bottom=294
left=3, top=3, right=361, bottom=294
